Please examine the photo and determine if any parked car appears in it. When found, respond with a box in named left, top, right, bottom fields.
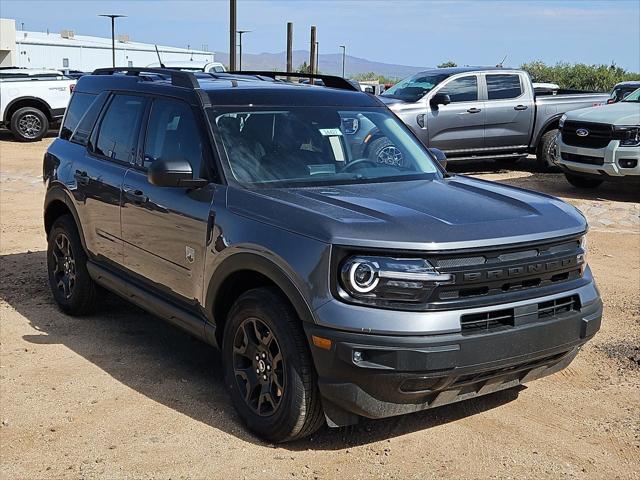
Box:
left=378, top=67, right=609, bottom=169
left=556, top=88, right=640, bottom=188
left=607, top=81, right=640, bottom=104
left=44, top=68, right=601, bottom=442
left=0, top=68, right=75, bottom=141
left=146, top=60, right=226, bottom=73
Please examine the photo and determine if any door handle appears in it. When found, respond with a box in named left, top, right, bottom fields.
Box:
left=123, top=187, right=148, bottom=204
left=466, top=108, right=482, bottom=114
left=514, top=105, right=528, bottom=111
left=74, top=170, right=89, bottom=186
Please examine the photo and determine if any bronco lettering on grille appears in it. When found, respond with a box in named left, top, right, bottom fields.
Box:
left=461, top=257, right=577, bottom=282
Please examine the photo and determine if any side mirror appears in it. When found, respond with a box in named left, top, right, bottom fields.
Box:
left=430, top=93, right=451, bottom=108
left=430, top=148, right=447, bottom=170
left=147, top=158, right=207, bottom=188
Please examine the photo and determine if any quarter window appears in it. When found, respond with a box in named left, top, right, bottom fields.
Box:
left=486, top=74, right=523, bottom=100
left=438, top=76, right=478, bottom=102
left=144, top=99, right=205, bottom=177
left=61, top=92, right=98, bottom=140
left=95, top=95, right=146, bottom=163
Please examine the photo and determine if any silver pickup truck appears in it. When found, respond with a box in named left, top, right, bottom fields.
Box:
left=377, top=67, right=609, bottom=169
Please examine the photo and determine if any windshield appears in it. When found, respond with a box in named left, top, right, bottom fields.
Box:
left=621, top=88, right=640, bottom=102
left=381, top=72, right=451, bottom=102
left=208, top=106, right=441, bottom=187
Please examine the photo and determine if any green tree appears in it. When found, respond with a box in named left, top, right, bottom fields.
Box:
left=521, top=61, right=640, bottom=91
left=297, top=61, right=309, bottom=74
left=437, top=61, right=457, bottom=68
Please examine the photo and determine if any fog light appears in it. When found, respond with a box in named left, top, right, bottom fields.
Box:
left=619, top=158, right=638, bottom=169
left=353, top=350, right=363, bottom=363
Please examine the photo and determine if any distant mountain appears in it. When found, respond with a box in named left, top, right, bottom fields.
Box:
left=216, top=50, right=428, bottom=79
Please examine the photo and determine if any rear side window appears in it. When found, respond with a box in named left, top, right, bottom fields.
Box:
left=144, top=98, right=205, bottom=176
left=60, top=92, right=96, bottom=140
left=486, top=74, right=523, bottom=100
left=95, top=95, right=146, bottom=163
left=69, top=92, right=108, bottom=146
left=439, top=76, right=478, bottom=102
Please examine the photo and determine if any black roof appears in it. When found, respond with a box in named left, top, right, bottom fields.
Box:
left=75, top=68, right=381, bottom=108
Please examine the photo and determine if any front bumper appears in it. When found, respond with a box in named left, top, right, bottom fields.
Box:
left=306, top=280, right=602, bottom=426
left=556, top=136, right=640, bottom=179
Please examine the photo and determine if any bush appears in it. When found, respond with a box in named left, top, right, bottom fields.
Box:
left=520, top=61, right=640, bottom=92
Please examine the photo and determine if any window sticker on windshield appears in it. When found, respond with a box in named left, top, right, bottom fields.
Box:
left=319, top=128, right=343, bottom=136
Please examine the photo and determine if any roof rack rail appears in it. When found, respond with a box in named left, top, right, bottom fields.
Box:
left=91, top=67, right=200, bottom=89
left=225, top=71, right=359, bottom=92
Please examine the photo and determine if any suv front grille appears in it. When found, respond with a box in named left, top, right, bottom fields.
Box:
left=460, top=295, right=579, bottom=334
left=562, top=121, right=613, bottom=149
left=560, top=152, right=605, bottom=166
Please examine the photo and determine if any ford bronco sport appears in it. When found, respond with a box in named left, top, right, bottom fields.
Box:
left=44, top=68, right=602, bottom=443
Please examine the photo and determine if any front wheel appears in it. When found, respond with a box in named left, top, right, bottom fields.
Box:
left=10, top=106, right=49, bottom=142
left=222, top=287, right=324, bottom=443
left=536, top=129, right=560, bottom=171
left=564, top=173, right=603, bottom=189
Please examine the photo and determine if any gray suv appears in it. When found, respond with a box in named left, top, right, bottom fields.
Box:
left=44, top=68, right=602, bottom=442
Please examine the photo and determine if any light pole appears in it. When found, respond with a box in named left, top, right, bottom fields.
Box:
left=315, top=41, right=319, bottom=74
left=339, top=45, right=346, bottom=77
left=237, top=30, right=251, bottom=71
left=99, top=14, right=126, bottom=67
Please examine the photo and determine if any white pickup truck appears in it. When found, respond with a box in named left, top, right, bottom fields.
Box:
left=0, top=69, right=76, bottom=141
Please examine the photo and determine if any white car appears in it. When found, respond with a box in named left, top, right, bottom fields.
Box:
left=557, top=88, right=640, bottom=188
left=0, top=69, right=76, bottom=141
left=145, top=60, right=226, bottom=73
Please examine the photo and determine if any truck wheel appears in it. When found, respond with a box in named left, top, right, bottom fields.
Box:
left=564, top=173, right=603, bottom=189
left=222, top=287, right=324, bottom=443
left=536, top=129, right=559, bottom=171
left=47, top=215, right=97, bottom=315
left=368, top=137, right=404, bottom=166
left=10, top=106, right=49, bottom=142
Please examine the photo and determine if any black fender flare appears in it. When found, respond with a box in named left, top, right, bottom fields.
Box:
left=204, top=251, right=316, bottom=341
left=3, top=96, right=54, bottom=123
left=44, top=185, right=88, bottom=252
left=533, top=114, right=563, bottom=149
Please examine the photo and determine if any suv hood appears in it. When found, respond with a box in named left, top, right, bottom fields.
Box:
left=227, top=176, right=586, bottom=250
left=566, top=102, right=640, bottom=126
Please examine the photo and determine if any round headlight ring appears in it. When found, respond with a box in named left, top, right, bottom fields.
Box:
left=349, top=261, right=379, bottom=293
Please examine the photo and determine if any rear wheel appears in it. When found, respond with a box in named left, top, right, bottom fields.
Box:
left=222, top=287, right=324, bottom=442
left=10, top=106, right=49, bottom=142
left=536, top=129, right=559, bottom=171
left=564, top=173, right=603, bottom=189
left=47, top=215, right=97, bottom=315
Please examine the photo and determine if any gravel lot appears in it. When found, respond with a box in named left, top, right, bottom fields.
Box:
left=1, top=133, right=639, bottom=479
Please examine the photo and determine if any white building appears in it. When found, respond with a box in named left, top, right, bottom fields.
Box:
left=0, top=18, right=215, bottom=71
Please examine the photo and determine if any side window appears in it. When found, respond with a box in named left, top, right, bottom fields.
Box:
left=69, top=92, right=109, bottom=146
left=95, top=95, right=146, bottom=163
left=60, top=92, right=97, bottom=140
left=486, top=74, right=523, bottom=100
left=438, top=76, right=478, bottom=102
left=144, top=99, right=205, bottom=177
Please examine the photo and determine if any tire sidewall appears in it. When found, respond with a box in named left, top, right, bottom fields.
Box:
left=222, top=291, right=310, bottom=440
left=537, top=129, right=559, bottom=170
left=11, top=107, right=49, bottom=142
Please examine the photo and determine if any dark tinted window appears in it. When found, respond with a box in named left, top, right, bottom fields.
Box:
left=487, top=74, right=523, bottom=100
left=438, top=76, right=478, bottom=102
left=95, top=95, right=146, bottom=163
left=60, top=92, right=96, bottom=140
left=69, top=92, right=108, bottom=146
left=381, top=72, right=450, bottom=102
left=144, top=99, right=205, bottom=176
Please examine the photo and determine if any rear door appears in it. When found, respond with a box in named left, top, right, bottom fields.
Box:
left=121, top=97, right=215, bottom=303
left=426, top=74, right=485, bottom=153
left=482, top=73, right=534, bottom=149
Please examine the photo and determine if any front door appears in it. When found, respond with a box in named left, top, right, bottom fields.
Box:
left=426, top=74, right=485, bottom=153
left=121, top=97, right=215, bottom=304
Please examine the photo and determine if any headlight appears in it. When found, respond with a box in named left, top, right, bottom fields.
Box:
left=614, top=126, right=640, bottom=147
left=559, top=114, right=567, bottom=129
left=340, top=256, right=453, bottom=305
left=578, top=235, right=588, bottom=266
left=341, top=117, right=359, bottom=135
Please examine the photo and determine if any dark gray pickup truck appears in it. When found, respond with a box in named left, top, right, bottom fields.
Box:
left=378, top=67, right=609, bottom=169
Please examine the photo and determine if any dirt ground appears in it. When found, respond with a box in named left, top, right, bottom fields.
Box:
left=1, top=132, right=638, bottom=479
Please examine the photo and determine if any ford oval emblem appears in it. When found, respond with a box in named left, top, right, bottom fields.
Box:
left=576, top=128, right=589, bottom=137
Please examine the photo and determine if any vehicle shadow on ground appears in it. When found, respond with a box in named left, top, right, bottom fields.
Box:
left=0, top=130, right=58, bottom=142
left=448, top=157, right=640, bottom=204
left=1, top=250, right=525, bottom=449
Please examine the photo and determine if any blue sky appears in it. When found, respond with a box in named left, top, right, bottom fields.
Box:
left=4, top=0, right=640, bottom=70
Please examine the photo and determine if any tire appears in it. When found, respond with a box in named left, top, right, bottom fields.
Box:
left=222, top=287, right=324, bottom=443
left=536, top=129, right=559, bottom=171
left=47, top=215, right=98, bottom=315
left=564, top=173, right=603, bottom=189
left=368, top=137, right=404, bottom=166
left=10, top=106, right=49, bottom=142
